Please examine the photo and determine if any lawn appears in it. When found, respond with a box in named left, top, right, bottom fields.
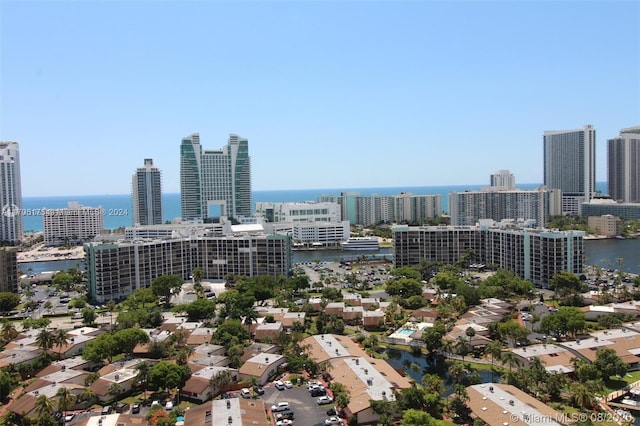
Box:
left=603, top=370, right=640, bottom=394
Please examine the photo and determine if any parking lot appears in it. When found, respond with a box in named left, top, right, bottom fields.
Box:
left=262, top=383, right=341, bottom=426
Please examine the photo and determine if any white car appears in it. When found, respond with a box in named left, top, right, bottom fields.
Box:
left=274, top=381, right=286, bottom=390
left=64, top=414, right=75, bottom=423
left=276, top=420, right=293, bottom=426
left=325, top=417, right=344, bottom=425
left=271, top=402, right=291, bottom=412
left=165, top=401, right=173, bottom=410
left=317, top=396, right=333, bottom=405
left=283, top=380, right=293, bottom=389
left=307, top=381, right=322, bottom=390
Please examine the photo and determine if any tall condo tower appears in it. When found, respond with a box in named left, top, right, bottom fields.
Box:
left=180, top=133, right=251, bottom=220
left=490, top=170, right=516, bottom=190
left=608, top=126, right=640, bottom=203
left=0, top=142, right=23, bottom=243
left=543, top=125, right=596, bottom=215
left=132, top=158, right=163, bottom=225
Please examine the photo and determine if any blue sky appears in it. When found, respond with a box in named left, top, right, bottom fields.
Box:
left=1, top=1, right=638, bottom=197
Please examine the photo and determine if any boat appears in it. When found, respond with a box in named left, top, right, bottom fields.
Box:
left=341, top=237, right=380, bottom=251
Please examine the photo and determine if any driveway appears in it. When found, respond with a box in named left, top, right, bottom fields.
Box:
left=263, top=383, right=339, bottom=426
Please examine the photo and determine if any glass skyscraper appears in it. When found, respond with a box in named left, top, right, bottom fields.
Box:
left=543, top=125, right=596, bottom=215
left=132, top=158, right=163, bottom=225
left=608, top=126, right=640, bottom=203
left=180, top=133, right=251, bottom=220
left=0, top=141, right=22, bottom=244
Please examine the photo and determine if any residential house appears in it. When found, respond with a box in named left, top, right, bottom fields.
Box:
left=181, top=366, right=238, bottom=402
left=238, top=353, right=285, bottom=385
left=184, top=396, right=270, bottom=426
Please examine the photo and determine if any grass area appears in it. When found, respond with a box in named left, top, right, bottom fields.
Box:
left=342, top=327, right=358, bottom=335
left=603, top=370, right=640, bottom=394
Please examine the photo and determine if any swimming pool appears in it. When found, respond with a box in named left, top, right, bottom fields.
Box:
left=396, top=328, right=414, bottom=336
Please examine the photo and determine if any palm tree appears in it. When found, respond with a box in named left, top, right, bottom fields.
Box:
left=193, top=268, right=204, bottom=285
left=78, top=388, right=96, bottom=407
left=500, top=351, right=522, bottom=377
left=55, top=386, right=76, bottom=420
left=135, top=361, right=151, bottom=402
left=34, top=394, right=54, bottom=419
left=570, top=383, right=594, bottom=410
left=209, top=370, right=234, bottom=396
left=441, top=339, right=455, bottom=359
left=53, top=330, right=69, bottom=360
left=106, top=300, right=117, bottom=331
left=0, top=321, right=17, bottom=343
left=484, top=341, right=503, bottom=381
left=36, top=328, right=54, bottom=353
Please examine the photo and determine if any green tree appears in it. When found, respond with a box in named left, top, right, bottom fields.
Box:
left=178, top=299, right=217, bottom=321
left=136, top=361, right=152, bottom=401
left=36, top=328, right=54, bottom=352
left=539, top=306, right=585, bottom=338
left=152, top=275, right=184, bottom=307
left=385, top=277, right=423, bottom=298
left=212, top=319, right=250, bottom=348
left=82, top=332, right=118, bottom=363
left=55, top=387, right=76, bottom=419
left=0, top=292, right=20, bottom=312
left=53, top=272, right=75, bottom=295
left=81, top=307, right=96, bottom=326
left=148, top=361, right=191, bottom=392
left=53, top=330, right=69, bottom=360
left=33, top=394, right=55, bottom=419
left=594, top=347, right=628, bottom=379
left=402, top=409, right=438, bottom=426
left=114, top=328, right=150, bottom=356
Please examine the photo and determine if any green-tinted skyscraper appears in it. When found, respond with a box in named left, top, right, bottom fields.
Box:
left=180, top=133, right=251, bottom=220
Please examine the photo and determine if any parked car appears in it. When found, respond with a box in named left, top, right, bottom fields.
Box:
left=311, top=387, right=327, bottom=397
left=317, top=396, right=333, bottom=405
left=325, top=417, right=344, bottom=426
left=64, top=414, right=75, bottom=422
left=165, top=401, right=174, bottom=410
left=101, top=406, right=113, bottom=415
left=253, top=385, right=265, bottom=395
left=276, top=420, right=293, bottom=426
left=131, top=403, right=141, bottom=414
left=274, top=411, right=295, bottom=421
left=274, top=381, right=286, bottom=390
left=271, top=402, right=291, bottom=412
left=326, top=407, right=338, bottom=416
left=283, top=380, right=293, bottom=389
left=240, top=388, right=251, bottom=399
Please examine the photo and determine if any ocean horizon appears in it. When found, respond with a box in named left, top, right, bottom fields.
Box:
left=20, top=182, right=608, bottom=232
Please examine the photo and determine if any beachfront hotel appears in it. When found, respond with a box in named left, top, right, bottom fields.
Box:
left=392, top=220, right=584, bottom=288
left=131, top=158, right=163, bottom=226
left=180, top=133, right=251, bottom=221
left=84, top=225, right=291, bottom=302
left=43, top=202, right=104, bottom=246
left=608, top=126, right=640, bottom=203
left=0, top=141, right=22, bottom=244
left=543, top=125, right=597, bottom=215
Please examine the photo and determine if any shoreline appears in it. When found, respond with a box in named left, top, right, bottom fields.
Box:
left=17, top=244, right=85, bottom=264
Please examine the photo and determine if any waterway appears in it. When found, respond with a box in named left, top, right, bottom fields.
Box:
left=17, top=239, right=640, bottom=275
left=381, top=348, right=498, bottom=395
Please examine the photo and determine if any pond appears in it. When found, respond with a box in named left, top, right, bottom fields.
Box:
left=380, top=348, right=500, bottom=395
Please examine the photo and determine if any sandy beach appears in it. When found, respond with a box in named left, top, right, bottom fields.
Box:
left=17, top=244, right=85, bottom=263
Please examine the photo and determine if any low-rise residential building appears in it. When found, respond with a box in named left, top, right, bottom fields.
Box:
left=90, top=365, right=139, bottom=402
left=253, top=321, right=283, bottom=341
left=466, top=383, right=568, bottom=426
left=238, top=353, right=285, bottom=385
left=184, top=396, right=270, bottom=426
left=181, top=366, right=238, bottom=402
left=302, top=334, right=412, bottom=424
left=75, top=413, right=147, bottom=426
left=511, top=344, right=575, bottom=374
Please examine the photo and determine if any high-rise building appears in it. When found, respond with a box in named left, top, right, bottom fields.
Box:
left=0, top=142, right=23, bottom=244
left=490, top=170, right=515, bottom=190
left=607, top=126, right=640, bottom=203
left=132, top=158, right=163, bottom=225
left=0, top=247, right=18, bottom=293
left=43, top=202, right=104, bottom=246
left=180, top=133, right=251, bottom=220
left=543, top=125, right=596, bottom=215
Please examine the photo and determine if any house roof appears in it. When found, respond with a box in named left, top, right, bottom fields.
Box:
left=467, top=383, right=566, bottom=426
left=302, top=334, right=367, bottom=363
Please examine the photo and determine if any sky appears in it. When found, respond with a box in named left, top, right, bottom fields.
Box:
left=1, top=1, right=639, bottom=197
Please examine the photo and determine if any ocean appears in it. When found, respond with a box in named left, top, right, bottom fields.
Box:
left=20, top=182, right=607, bottom=232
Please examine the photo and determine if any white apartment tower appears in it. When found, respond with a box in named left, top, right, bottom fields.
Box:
left=543, top=125, right=596, bottom=215
left=0, top=142, right=23, bottom=244
left=43, top=202, right=104, bottom=246
left=490, top=170, right=515, bottom=190
left=132, top=158, right=163, bottom=225
left=608, top=126, right=640, bottom=203
left=180, top=134, right=251, bottom=220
